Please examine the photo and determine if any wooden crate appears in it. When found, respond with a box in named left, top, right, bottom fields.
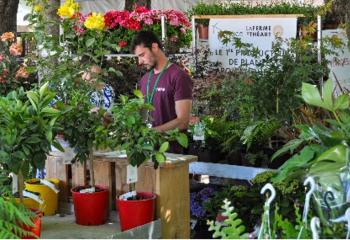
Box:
left=93, top=159, right=114, bottom=211
left=45, top=155, right=69, bottom=204
left=136, top=157, right=194, bottom=239
left=71, top=161, right=86, bottom=188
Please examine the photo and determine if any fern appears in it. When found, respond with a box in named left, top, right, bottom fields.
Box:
left=241, top=119, right=280, bottom=149
left=0, top=197, right=35, bottom=238
left=207, top=199, right=248, bottom=239
left=273, top=204, right=311, bottom=239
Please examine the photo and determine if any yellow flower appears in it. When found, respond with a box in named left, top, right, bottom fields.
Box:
left=57, top=0, right=79, bottom=18
left=34, top=5, right=43, bottom=13
left=84, top=13, right=105, bottom=30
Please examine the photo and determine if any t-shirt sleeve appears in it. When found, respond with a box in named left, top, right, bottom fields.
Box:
left=174, top=71, right=193, bottom=101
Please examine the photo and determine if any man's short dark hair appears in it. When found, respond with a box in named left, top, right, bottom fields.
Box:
left=130, top=30, right=163, bottom=53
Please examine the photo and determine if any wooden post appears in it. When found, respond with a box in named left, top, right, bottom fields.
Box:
left=136, top=154, right=196, bottom=239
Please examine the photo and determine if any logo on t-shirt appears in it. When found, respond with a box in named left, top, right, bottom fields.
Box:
left=156, top=87, right=166, bottom=92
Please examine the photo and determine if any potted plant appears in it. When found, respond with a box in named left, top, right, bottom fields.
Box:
left=272, top=80, right=350, bottom=226
left=0, top=83, right=62, bottom=236
left=58, top=89, right=111, bottom=226
left=107, top=90, right=188, bottom=231
left=0, top=196, right=38, bottom=238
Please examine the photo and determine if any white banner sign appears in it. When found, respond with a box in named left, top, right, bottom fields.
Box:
left=208, top=17, right=298, bottom=70
left=322, top=29, right=350, bottom=95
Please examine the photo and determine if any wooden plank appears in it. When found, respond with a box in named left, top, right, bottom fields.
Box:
left=189, top=162, right=272, bottom=180
left=71, top=162, right=86, bottom=188
left=193, top=14, right=304, bottom=19
left=136, top=162, right=192, bottom=239
left=114, top=160, right=129, bottom=198
left=93, top=160, right=113, bottom=211
left=45, top=155, right=69, bottom=203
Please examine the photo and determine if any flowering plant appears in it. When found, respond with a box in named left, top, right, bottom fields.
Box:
left=58, top=0, right=192, bottom=54
left=0, top=32, right=31, bottom=96
left=190, top=186, right=216, bottom=219
left=104, top=6, right=192, bottom=52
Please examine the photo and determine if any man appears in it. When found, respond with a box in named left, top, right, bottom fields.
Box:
left=131, top=31, right=193, bottom=152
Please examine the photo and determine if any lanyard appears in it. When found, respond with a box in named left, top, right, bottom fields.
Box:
left=146, top=62, right=170, bottom=104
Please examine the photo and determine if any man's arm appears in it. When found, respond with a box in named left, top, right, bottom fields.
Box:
left=154, top=99, right=192, bottom=132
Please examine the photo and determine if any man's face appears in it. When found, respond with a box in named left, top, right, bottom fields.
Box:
left=134, top=43, right=157, bottom=70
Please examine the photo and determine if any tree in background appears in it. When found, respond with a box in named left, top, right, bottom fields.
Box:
left=0, top=0, right=19, bottom=35
left=325, top=0, right=350, bottom=39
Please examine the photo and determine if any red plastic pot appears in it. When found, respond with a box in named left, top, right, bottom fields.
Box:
left=116, top=192, right=156, bottom=231
left=72, top=186, right=109, bottom=225
left=21, top=209, right=43, bottom=239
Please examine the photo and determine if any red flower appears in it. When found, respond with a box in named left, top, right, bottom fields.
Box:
left=104, top=10, right=130, bottom=29
left=118, top=41, right=128, bottom=48
left=133, top=6, right=148, bottom=14
left=70, top=12, right=82, bottom=20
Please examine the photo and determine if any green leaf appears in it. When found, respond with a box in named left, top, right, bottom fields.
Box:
left=271, top=138, right=304, bottom=161
left=133, top=89, right=144, bottom=99
left=85, top=38, right=95, bottom=48
left=159, top=142, right=169, bottom=153
left=26, top=92, right=39, bottom=112
left=309, top=160, right=345, bottom=177
left=46, top=130, right=53, bottom=142
left=272, top=145, right=322, bottom=183
left=39, top=82, right=49, bottom=98
left=315, top=144, right=348, bottom=164
left=41, top=107, right=61, bottom=116
left=155, top=153, right=166, bottom=163
left=176, top=133, right=188, bottom=148
left=323, top=80, right=334, bottom=110
left=52, top=140, right=64, bottom=152
left=334, top=94, right=350, bottom=110
left=301, top=82, right=325, bottom=109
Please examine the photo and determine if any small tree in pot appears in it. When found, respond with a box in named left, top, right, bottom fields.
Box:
left=0, top=83, right=62, bottom=202
left=107, top=90, right=188, bottom=231
left=0, top=83, right=62, bottom=237
left=58, top=89, right=111, bottom=225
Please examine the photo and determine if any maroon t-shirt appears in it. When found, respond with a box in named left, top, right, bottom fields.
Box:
left=140, top=63, right=193, bottom=128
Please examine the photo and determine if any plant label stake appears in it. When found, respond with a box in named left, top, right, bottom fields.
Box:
left=258, top=183, right=276, bottom=239
left=127, top=164, right=138, bottom=184
left=298, top=176, right=316, bottom=239
left=10, top=172, right=18, bottom=194
left=310, top=217, right=320, bottom=240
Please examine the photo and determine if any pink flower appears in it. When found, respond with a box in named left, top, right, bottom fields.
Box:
left=118, top=41, right=128, bottom=48
left=73, top=26, right=85, bottom=35
left=180, top=28, right=186, bottom=34
left=9, top=43, right=23, bottom=56
left=15, top=66, right=29, bottom=79
left=143, top=18, right=153, bottom=25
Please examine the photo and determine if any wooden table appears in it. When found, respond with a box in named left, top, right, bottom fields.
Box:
left=93, top=152, right=197, bottom=239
